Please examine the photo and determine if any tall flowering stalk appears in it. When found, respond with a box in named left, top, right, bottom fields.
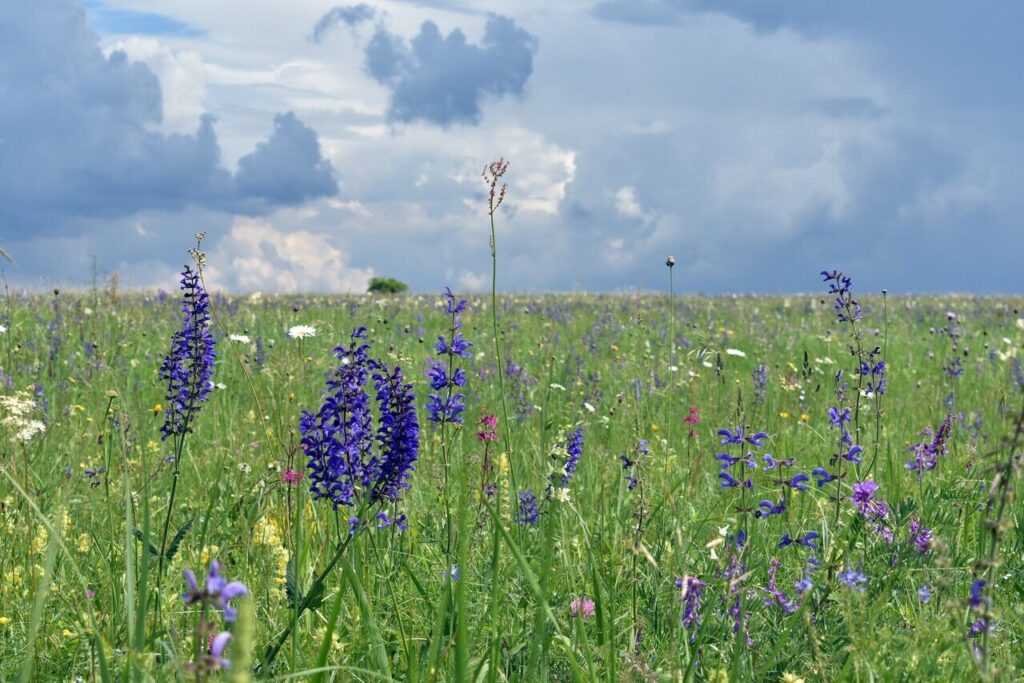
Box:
left=483, top=159, right=516, bottom=494
left=260, top=326, right=419, bottom=670
left=157, top=250, right=216, bottom=583
left=427, top=287, right=472, bottom=555
left=821, top=270, right=868, bottom=447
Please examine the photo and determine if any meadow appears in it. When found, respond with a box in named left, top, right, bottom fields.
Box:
left=0, top=257, right=1022, bottom=681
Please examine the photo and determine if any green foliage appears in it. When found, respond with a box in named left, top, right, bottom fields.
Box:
left=367, top=276, right=409, bottom=294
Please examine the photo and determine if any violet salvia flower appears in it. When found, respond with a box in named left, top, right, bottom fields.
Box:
left=812, top=468, right=837, bottom=487
left=182, top=559, right=248, bottom=622
left=783, top=473, right=810, bottom=492
left=619, top=439, right=650, bottom=490
left=159, top=265, right=216, bottom=440
left=427, top=287, right=472, bottom=425
left=676, top=576, right=705, bottom=632
left=370, top=362, right=419, bottom=502
left=821, top=269, right=861, bottom=323
left=517, top=489, right=539, bottom=525
left=186, top=632, right=233, bottom=674
left=560, top=426, right=585, bottom=486
left=918, top=585, right=933, bottom=604
left=300, top=327, right=375, bottom=508
left=756, top=499, right=785, bottom=518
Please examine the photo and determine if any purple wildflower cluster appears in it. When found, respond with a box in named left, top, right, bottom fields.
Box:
left=555, top=426, right=585, bottom=488
left=851, top=479, right=893, bottom=542
left=860, top=347, right=887, bottom=396
left=517, top=489, right=539, bottom=525
left=159, top=266, right=216, bottom=440
left=715, top=426, right=768, bottom=489
left=906, top=413, right=953, bottom=479
left=821, top=269, right=861, bottom=323
left=300, top=326, right=419, bottom=510
left=427, top=288, right=473, bottom=424
left=676, top=575, right=705, bottom=635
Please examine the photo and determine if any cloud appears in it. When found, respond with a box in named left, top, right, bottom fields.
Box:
left=105, top=37, right=208, bottom=134
left=236, top=112, right=339, bottom=205
left=0, top=0, right=337, bottom=239
left=309, top=4, right=376, bottom=43
left=364, top=14, right=538, bottom=126
left=205, top=216, right=373, bottom=293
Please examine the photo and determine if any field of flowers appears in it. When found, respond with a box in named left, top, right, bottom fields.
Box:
left=0, top=252, right=1022, bottom=680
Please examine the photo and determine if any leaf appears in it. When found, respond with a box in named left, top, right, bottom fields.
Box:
left=133, top=528, right=160, bottom=556
left=165, top=515, right=194, bottom=561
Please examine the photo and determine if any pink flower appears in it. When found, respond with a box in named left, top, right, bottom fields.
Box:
left=281, top=469, right=305, bottom=485
left=569, top=597, right=595, bottom=619
left=477, top=414, right=498, bottom=442
left=683, top=406, right=700, bottom=424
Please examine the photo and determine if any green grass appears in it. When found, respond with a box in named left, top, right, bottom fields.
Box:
left=0, top=283, right=1022, bottom=681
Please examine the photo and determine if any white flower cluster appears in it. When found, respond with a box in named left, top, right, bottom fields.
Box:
left=0, top=390, right=46, bottom=443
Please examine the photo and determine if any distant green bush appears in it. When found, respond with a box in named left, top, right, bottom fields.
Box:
left=367, top=276, right=409, bottom=294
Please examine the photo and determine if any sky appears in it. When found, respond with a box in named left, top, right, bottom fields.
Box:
left=1, top=0, right=1022, bottom=294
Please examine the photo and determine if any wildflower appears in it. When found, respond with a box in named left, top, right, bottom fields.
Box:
left=427, top=288, right=472, bottom=425
left=182, top=560, right=248, bottom=621
left=300, top=328, right=374, bottom=508
left=794, top=578, right=813, bottom=595
left=228, top=334, right=252, bottom=344
left=837, top=568, right=867, bottom=592
left=828, top=406, right=851, bottom=428
left=969, top=579, right=986, bottom=609
left=851, top=480, right=890, bottom=520
left=280, top=469, right=304, bottom=485
left=764, top=558, right=798, bottom=613
left=619, top=439, right=649, bottom=490
left=158, top=266, right=216, bottom=440
left=756, top=499, right=785, bottom=518
left=449, top=565, right=460, bottom=582
left=812, top=468, right=837, bottom=487
left=783, top=473, right=810, bottom=492
left=0, top=390, right=46, bottom=443
left=569, top=597, right=595, bottom=618
left=906, top=413, right=954, bottom=479
left=370, top=362, right=420, bottom=502
left=820, top=269, right=861, bottom=323
left=918, top=585, right=933, bottom=604
left=782, top=674, right=806, bottom=683
left=559, top=427, right=585, bottom=487
left=287, top=325, right=317, bottom=339
left=908, top=518, right=933, bottom=554
left=676, top=576, right=704, bottom=631
left=725, top=348, right=746, bottom=357
left=517, top=489, right=539, bottom=525
left=186, top=631, right=233, bottom=673
left=477, top=414, right=498, bottom=442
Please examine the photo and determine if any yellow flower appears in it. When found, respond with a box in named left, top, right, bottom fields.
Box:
left=0, top=616, right=10, bottom=626
left=77, top=533, right=91, bottom=553
left=650, top=423, right=659, bottom=432
left=151, top=403, right=163, bottom=414
left=199, top=545, right=219, bottom=566
left=800, top=413, right=810, bottom=422
left=782, top=674, right=805, bottom=683
left=779, top=411, right=791, bottom=419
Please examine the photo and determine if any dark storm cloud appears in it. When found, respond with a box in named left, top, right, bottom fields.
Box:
left=0, top=0, right=337, bottom=240
left=236, top=112, right=339, bottom=205
left=309, top=4, right=376, bottom=43
left=364, top=14, right=538, bottom=126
